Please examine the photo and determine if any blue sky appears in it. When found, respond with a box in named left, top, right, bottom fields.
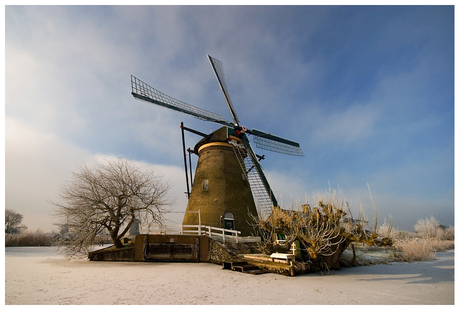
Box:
left=4, top=5, right=454, bottom=232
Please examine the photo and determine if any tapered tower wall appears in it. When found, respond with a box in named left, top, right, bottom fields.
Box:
left=182, top=141, right=259, bottom=236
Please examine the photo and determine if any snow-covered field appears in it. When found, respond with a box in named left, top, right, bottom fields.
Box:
left=4, top=246, right=454, bottom=305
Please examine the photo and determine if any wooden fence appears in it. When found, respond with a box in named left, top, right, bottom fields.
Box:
left=144, top=224, right=260, bottom=244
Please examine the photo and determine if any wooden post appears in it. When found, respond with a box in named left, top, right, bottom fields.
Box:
left=198, top=210, right=201, bottom=235
left=181, top=122, right=190, bottom=199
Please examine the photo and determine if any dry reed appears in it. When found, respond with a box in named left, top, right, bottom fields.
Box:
left=393, top=238, right=454, bottom=262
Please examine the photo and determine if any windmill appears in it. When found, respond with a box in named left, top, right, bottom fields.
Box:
left=131, top=55, right=304, bottom=236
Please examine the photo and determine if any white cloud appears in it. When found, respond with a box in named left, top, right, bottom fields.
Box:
left=264, top=168, right=312, bottom=208
left=5, top=117, right=189, bottom=231
left=310, top=103, right=378, bottom=145
left=5, top=117, right=92, bottom=231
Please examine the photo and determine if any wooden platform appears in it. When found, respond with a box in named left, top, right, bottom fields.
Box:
left=222, top=261, right=268, bottom=275
left=242, top=254, right=297, bottom=276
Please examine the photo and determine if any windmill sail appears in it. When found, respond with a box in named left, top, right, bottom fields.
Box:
left=207, top=55, right=240, bottom=126
left=233, top=146, right=276, bottom=218
left=131, top=75, right=233, bottom=127
left=207, top=56, right=304, bottom=157
left=231, top=130, right=278, bottom=216
left=249, top=129, right=304, bottom=156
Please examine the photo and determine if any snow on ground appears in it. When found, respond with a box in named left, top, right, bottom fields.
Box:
left=4, top=246, right=454, bottom=305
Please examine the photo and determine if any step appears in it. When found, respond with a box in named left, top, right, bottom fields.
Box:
left=232, top=264, right=260, bottom=272
left=222, top=261, right=266, bottom=275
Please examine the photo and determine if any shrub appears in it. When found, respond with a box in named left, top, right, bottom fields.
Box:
left=252, top=186, right=391, bottom=272
left=392, top=230, right=417, bottom=240
left=5, top=230, right=55, bottom=246
left=441, top=226, right=455, bottom=241
left=428, top=238, right=455, bottom=252
left=394, top=238, right=435, bottom=262
left=414, top=216, right=439, bottom=238
left=393, top=238, right=454, bottom=262
left=377, top=217, right=396, bottom=239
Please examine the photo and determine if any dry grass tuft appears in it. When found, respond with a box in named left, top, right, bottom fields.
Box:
left=393, top=238, right=454, bottom=262
left=376, top=215, right=455, bottom=263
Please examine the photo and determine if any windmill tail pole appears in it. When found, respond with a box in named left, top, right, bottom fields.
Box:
left=187, top=148, right=194, bottom=187
left=181, top=122, right=190, bottom=199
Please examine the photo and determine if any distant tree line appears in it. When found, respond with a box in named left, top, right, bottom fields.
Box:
left=4, top=209, right=113, bottom=247
left=5, top=209, right=53, bottom=246
left=5, top=230, right=56, bottom=247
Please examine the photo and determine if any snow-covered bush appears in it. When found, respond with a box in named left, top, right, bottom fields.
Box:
left=414, top=216, right=439, bottom=238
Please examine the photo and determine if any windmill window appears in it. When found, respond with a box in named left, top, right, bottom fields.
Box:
left=202, top=179, right=209, bottom=191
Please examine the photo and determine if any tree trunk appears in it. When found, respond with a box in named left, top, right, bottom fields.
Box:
left=113, top=237, right=123, bottom=248
left=321, top=238, right=348, bottom=270
left=110, top=226, right=123, bottom=248
left=351, top=243, right=356, bottom=266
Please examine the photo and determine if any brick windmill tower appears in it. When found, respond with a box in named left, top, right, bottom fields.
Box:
left=131, top=55, right=304, bottom=236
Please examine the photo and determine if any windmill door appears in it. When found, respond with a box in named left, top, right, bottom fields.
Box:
left=224, top=212, right=234, bottom=234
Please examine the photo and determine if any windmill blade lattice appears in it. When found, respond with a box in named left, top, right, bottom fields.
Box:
left=233, top=147, right=274, bottom=218
left=250, top=130, right=304, bottom=156
left=131, top=75, right=233, bottom=127
left=207, top=56, right=304, bottom=157
left=207, top=55, right=240, bottom=126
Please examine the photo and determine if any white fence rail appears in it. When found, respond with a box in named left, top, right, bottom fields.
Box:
left=144, top=225, right=260, bottom=244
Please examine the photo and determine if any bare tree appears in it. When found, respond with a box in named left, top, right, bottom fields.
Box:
left=251, top=186, right=389, bottom=271
left=254, top=189, right=349, bottom=261
left=51, top=158, right=172, bottom=256
left=5, top=209, right=27, bottom=234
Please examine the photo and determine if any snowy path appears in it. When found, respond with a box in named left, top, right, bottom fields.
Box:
left=4, top=247, right=454, bottom=305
